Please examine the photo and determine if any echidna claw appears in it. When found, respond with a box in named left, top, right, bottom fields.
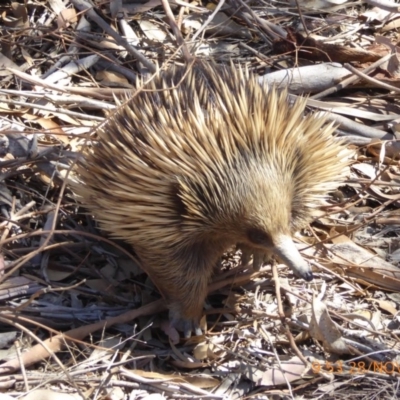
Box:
left=170, top=313, right=203, bottom=338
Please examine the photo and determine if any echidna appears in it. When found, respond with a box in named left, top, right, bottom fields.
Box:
left=75, top=62, right=348, bottom=337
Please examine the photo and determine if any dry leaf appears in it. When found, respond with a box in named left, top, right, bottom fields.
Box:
left=44, top=264, right=75, bottom=281
left=132, top=369, right=219, bottom=388
left=309, top=296, right=350, bottom=354
left=138, top=20, right=168, bottom=42
left=0, top=53, right=20, bottom=76
left=193, top=341, right=220, bottom=360
left=110, top=0, right=123, bottom=18
left=96, top=70, right=130, bottom=87
left=75, top=337, right=123, bottom=370
left=2, top=2, right=29, bottom=29
left=57, top=8, right=77, bottom=29
left=327, top=242, right=400, bottom=291
left=245, top=357, right=309, bottom=386
left=289, top=0, right=348, bottom=9
left=274, top=32, right=382, bottom=63
left=368, top=298, right=397, bottom=315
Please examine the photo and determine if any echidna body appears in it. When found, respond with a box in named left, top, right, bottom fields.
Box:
left=76, top=62, right=347, bottom=335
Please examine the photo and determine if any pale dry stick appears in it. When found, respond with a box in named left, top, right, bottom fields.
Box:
left=310, top=258, right=367, bottom=289
left=93, top=351, right=120, bottom=400
left=318, top=24, right=365, bottom=43
left=311, top=53, right=391, bottom=99
left=257, top=322, right=295, bottom=399
left=290, top=306, right=393, bottom=341
left=9, top=68, right=67, bottom=93
left=239, top=42, right=272, bottom=64
left=272, top=264, right=309, bottom=368
left=381, top=18, right=400, bottom=33
left=33, top=211, right=56, bottom=269
left=119, top=325, right=152, bottom=364
left=0, top=155, right=70, bottom=283
left=0, top=196, right=17, bottom=249
left=234, top=0, right=286, bottom=40
left=327, top=112, right=392, bottom=140
left=364, top=0, right=400, bottom=12
left=293, top=0, right=309, bottom=36
left=176, top=5, right=185, bottom=30
left=337, top=132, right=374, bottom=146
left=41, top=11, right=86, bottom=80
left=10, top=240, right=83, bottom=256
left=74, top=24, right=138, bottom=54
left=172, top=0, right=204, bottom=8
left=70, top=0, right=156, bottom=72
left=302, top=196, right=399, bottom=273
left=346, top=349, right=396, bottom=367
left=0, top=200, right=36, bottom=253
left=273, top=263, right=284, bottom=319
left=0, top=315, right=84, bottom=396
left=376, top=216, right=400, bottom=224
left=344, top=62, right=400, bottom=94
left=9, top=67, right=132, bottom=100
left=0, top=268, right=264, bottom=373
left=0, top=94, right=104, bottom=122
left=12, top=278, right=87, bottom=311
left=4, top=314, right=155, bottom=369
left=341, top=313, right=378, bottom=333
left=43, top=54, right=100, bottom=85
left=0, top=90, right=115, bottom=110
left=191, top=0, right=225, bottom=42
left=120, top=368, right=221, bottom=398
left=0, top=228, right=140, bottom=283
left=15, top=340, right=29, bottom=392
left=118, top=18, right=140, bottom=47
left=11, top=200, right=36, bottom=219
left=45, top=51, right=186, bottom=295
left=96, top=58, right=138, bottom=83
left=305, top=97, right=400, bottom=122
left=0, top=299, right=165, bottom=373
left=70, top=355, right=155, bottom=376
left=161, top=0, right=193, bottom=62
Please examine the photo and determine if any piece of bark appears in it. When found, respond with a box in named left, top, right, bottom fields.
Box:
left=259, top=63, right=351, bottom=94
left=273, top=31, right=383, bottom=63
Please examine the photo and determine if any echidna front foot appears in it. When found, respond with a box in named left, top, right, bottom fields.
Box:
left=239, top=243, right=271, bottom=271
left=169, top=309, right=203, bottom=338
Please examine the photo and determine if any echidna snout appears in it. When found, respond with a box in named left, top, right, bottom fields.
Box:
left=273, top=235, right=313, bottom=282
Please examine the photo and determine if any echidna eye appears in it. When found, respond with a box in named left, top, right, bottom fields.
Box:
left=247, top=228, right=272, bottom=246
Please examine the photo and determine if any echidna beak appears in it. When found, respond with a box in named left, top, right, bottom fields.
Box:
left=273, top=235, right=314, bottom=282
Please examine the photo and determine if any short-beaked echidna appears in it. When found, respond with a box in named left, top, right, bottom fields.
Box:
left=75, top=62, right=348, bottom=336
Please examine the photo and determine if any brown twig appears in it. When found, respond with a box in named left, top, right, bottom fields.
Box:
left=70, top=0, right=156, bottom=72
left=273, top=264, right=309, bottom=367
left=160, top=0, right=193, bottom=63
